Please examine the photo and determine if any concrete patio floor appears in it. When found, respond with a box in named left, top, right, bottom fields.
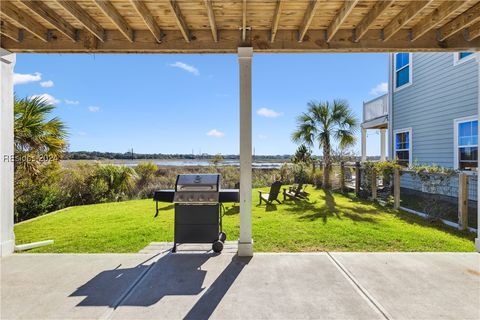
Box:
left=1, top=252, right=479, bottom=320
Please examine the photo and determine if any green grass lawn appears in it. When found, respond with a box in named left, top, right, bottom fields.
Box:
left=15, top=187, right=476, bottom=253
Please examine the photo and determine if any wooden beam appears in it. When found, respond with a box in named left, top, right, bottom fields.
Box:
left=168, top=0, right=190, bottom=42
left=56, top=1, right=105, bottom=42
left=242, top=0, right=247, bottom=42
left=412, top=1, right=466, bottom=41
left=0, top=21, right=21, bottom=42
left=354, top=0, right=395, bottom=42
left=0, top=1, right=48, bottom=42
left=326, top=0, right=360, bottom=43
left=94, top=0, right=133, bottom=42
left=204, top=0, right=218, bottom=42
left=270, top=0, right=284, bottom=42
left=130, top=0, right=162, bottom=43
left=4, top=29, right=480, bottom=54
left=20, top=0, right=77, bottom=42
left=466, top=20, right=480, bottom=41
left=438, top=2, right=480, bottom=41
left=298, top=0, right=321, bottom=42
left=383, top=0, right=434, bottom=41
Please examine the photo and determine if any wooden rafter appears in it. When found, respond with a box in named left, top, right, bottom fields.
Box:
left=131, top=0, right=162, bottom=43
left=298, top=0, right=320, bottom=42
left=411, top=1, right=466, bottom=41
left=94, top=0, right=133, bottom=42
left=270, top=0, right=284, bottom=43
left=0, top=20, right=21, bottom=42
left=326, top=0, right=359, bottom=42
left=204, top=0, right=218, bottom=42
left=0, top=1, right=48, bottom=42
left=354, top=0, right=395, bottom=42
left=56, top=1, right=105, bottom=42
left=4, top=29, right=480, bottom=53
left=20, top=0, right=77, bottom=42
left=466, top=20, right=480, bottom=41
left=383, top=0, right=434, bottom=41
left=437, top=2, right=480, bottom=41
left=168, top=0, right=190, bottom=43
left=242, top=0, right=247, bottom=42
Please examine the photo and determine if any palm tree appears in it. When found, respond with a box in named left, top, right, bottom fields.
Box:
left=14, top=96, right=68, bottom=175
left=292, top=100, right=358, bottom=188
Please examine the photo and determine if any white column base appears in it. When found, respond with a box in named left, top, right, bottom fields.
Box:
left=238, top=240, right=253, bottom=257
left=476, top=238, right=480, bottom=252
left=1, top=240, right=15, bottom=257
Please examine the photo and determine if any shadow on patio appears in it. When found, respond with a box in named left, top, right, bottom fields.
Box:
left=71, top=253, right=251, bottom=319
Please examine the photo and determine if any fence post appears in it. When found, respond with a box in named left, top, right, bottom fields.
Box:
left=355, top=161, right=361, bottom=196
left=458, top=173, right=468, bottom=230
left=340, top=161, right=345, bottom=193
left=371, top=169, right=377, bottom=201
left=393, top=168, right=400, bottom=209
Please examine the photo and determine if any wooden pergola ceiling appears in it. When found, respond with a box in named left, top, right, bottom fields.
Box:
left=1, top=0, right=480, bottom=53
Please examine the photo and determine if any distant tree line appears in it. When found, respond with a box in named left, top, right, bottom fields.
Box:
left=63, top=151, right=293, bottom=161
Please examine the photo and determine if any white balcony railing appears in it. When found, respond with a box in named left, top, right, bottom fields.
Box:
left=363, top=94, right=388, bottom=123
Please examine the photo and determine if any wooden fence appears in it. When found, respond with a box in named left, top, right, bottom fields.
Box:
left=327, top=161, right=477, bottom=231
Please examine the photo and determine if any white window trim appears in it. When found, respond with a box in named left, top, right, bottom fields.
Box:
left=393, top=53, right=413, bottom=92
left=394, top=128, right=412, bottom=166
left=453, top=115, right=478, bottom=171
left=453, top=52, right=476, bottom=66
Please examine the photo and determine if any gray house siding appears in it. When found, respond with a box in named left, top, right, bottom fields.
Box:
left=391, top=52, right=478, bottom=201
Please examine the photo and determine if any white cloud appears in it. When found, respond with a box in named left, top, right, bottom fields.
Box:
left=14, top=72, right=41, bottom=85
left=78, top=131, right=87, bottom=136
left=258, top=134, right=267, bottom=139
left=257, top=107, right=283, bottom=118
left=65, top=99, right=80, bottom=105
left=169, top=61, right=199, bottom=75
left=30, top=93, right=60, bottom=105
left=88, top=106, right=100, bottom=112
left=40, top=80, right=54, bottom=88
left=206, top=129, right=224, bottom=138
left=369, top=82, right=388, bottom=96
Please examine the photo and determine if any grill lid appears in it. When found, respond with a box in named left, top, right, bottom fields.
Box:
left=175, top=174, right=220, bottom=192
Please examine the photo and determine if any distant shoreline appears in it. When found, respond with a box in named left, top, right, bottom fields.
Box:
left=61, top=158, right=288, bottom=169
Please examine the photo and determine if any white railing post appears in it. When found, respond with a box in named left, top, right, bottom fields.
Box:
left=238, top=47, right=253, bottom=257
left=380, top=128, right=386, bottom=161
left=361, top=127, right=367, bottom=162
left=0, top=49, right=16, bottom=257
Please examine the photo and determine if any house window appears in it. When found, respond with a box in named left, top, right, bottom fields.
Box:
left=394, top=129, right=412, bottom=167
left=394, top=53, right=411, bottom=90
left=454, top=52, right=476, bottom=65
left=455, top=118, right=478, bottom=171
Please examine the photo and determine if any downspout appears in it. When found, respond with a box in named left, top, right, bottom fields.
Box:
left=477, top=52, right=480, bottom=252
left=388, top=53, right=394, bottom=160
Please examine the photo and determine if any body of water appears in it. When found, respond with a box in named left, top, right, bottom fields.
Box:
left=63, top=159, right=287, bottom=169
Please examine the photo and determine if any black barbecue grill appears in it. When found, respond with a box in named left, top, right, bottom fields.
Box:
left=153, top=174, right=237, bottom=253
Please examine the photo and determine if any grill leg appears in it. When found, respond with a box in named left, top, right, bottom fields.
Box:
left=172, top=242, right=177, bottom=253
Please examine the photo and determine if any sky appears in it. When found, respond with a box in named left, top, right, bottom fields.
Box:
left=13, top=53, right=388, bottom=156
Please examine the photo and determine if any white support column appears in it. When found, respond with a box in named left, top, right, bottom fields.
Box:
left=238, top=47, right=253, bottom=257
left=361, top=127, right=367, bottom=162
left=0, top=49, right=16, bottom=257
left=476, top=52, right=480, bottom=252
left=380, top=128, right=386, bottom=161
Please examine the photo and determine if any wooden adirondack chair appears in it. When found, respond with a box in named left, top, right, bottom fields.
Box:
left=258, top=181, right=282, bottom=205
left=283, top=183, right=309, bottom=200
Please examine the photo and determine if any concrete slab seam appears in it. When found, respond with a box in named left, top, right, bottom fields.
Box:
left=326, top=252, right=392, bottom=320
